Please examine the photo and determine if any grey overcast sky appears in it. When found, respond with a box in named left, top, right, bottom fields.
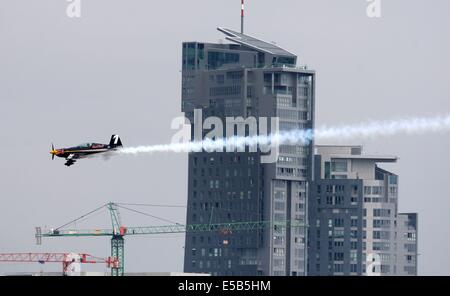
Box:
left=0, top=0, right=449, bottom=275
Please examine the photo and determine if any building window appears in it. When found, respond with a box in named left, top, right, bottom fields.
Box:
left=372, top=186, right=383, bottom=195
left=208, top=51, right=240, bottom=70
left=333, top=264, right=343, bottom=273
left=406, top=232, right=416, bottom=241
left=331, top=161, right=347, bottom=172
left=247, top=86, right=253, bottom=98
left=334, top=229, right=345, bottom=238
left=334, top=241, right=344, bottom=247
left=380, top=265, right=390, bottom=273
left=350, top=251, right=358, bottom=262
left=274, top=201, right=285, bottom=211
left=185, top=43, right=196, bottom=70
left=334, top=218, right=344, bottom=227
left=325, top=162, right=331, bottom=179
left=274, top=236, right=285, bottom=245
left=274, top=248, right=285, bottom=256
left=388, top=175, right=398, bottom=185
left=326, top=196, right=333, bottom=205
left=210, top=85, right=242, bottom=96
left=264, top=73, right=272, bottom=84
left=273, top=259, right=285, bottom=268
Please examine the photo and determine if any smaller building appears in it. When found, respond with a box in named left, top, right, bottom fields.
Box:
left=396, top=213, right=418, bottom=275
left=308, top=145, right=418, bottom=276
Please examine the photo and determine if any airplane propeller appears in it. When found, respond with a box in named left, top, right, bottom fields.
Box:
left=51, top=143, right=55, bottom=160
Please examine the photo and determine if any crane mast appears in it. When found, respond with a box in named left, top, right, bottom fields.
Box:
left=107, top=202, right=125, bottom=276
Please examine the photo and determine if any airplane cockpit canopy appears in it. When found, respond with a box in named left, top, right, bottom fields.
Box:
left=78, top=143, right=92, bottom=148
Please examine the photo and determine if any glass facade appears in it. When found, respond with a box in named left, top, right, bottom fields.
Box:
left=207, top=51, right=240, bottom=70
left=274, top=56, right=296, bottom=67
left=183, top=28, right=314, bottom=276
left=332, top=161, right=348, bottom=172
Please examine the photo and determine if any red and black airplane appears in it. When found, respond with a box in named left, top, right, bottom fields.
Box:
left=50, top=135, right=123, bottom=167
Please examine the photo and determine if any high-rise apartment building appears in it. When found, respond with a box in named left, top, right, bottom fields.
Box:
left=308, top=145, right=418, bottom=276
left=182, top=28, right=315, bottom=276
left=180, top=28, right=418, bottom=277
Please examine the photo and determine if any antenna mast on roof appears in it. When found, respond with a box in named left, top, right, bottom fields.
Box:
left=241, top=0, right=245, bottom=34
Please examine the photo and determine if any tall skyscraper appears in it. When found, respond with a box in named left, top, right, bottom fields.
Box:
left=308, top=146, right=418, bottom=275
left=181, top=28, right=315, bottom=276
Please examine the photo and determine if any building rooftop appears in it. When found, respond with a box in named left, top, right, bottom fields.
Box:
left=315, top=145, right=397, bottom=163
left=330, top=155, right=398, bottom=163
left=218, top=27, right=297, bottom=57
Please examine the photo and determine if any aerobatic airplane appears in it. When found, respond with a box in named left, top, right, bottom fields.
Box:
left=50, top=135, right=123, bottom=167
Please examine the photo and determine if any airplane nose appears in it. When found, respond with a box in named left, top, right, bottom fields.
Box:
left=50, top=149, right=60, bottom=156
left=50, top=143, right=58, bottom=160
left=50, top=150, right=56, bottom=160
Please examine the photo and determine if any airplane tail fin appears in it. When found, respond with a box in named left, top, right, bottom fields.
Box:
left=110, top=135, right=123, bottom=148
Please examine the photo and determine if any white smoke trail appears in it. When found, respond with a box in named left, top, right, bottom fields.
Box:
left=118, top=114, right=450, bottom=155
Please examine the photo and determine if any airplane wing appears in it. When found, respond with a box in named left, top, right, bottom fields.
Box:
left=64, top=154, right=79, bottom=167
left=65, top=160, right=76, bottom=167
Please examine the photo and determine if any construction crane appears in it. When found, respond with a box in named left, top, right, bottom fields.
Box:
left=0, top=252, right=118, bottom=276
left=36, top=202, right=304, bottom=276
